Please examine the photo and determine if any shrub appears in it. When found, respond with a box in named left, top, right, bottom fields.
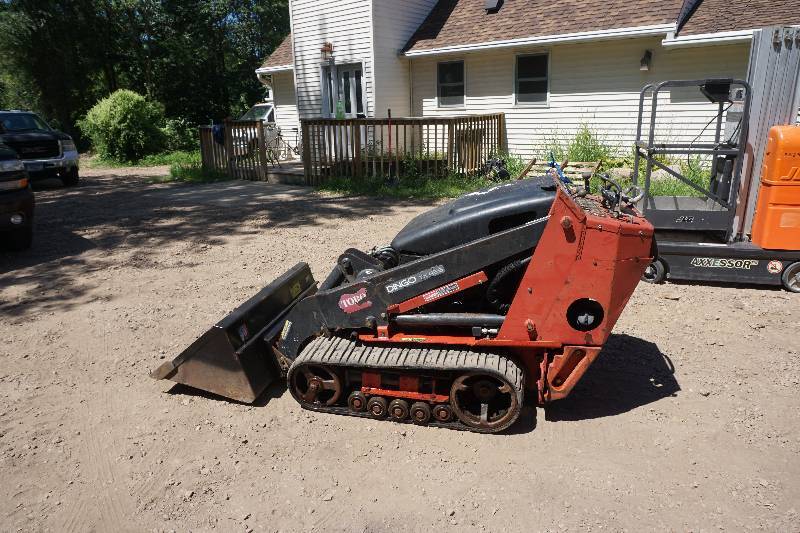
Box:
left=161, top=117, right=199, bottom=152
left=79, top=89, right=165, bottom=161
left=496, top=150, right=526, bottom=178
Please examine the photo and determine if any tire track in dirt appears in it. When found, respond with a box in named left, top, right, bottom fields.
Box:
left=60, top=388, right=138, bottom=533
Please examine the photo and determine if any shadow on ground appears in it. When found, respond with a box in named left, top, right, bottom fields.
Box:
left=158, top=333, right=672, bottom=434
left=545, top=333, right=679, bottom=422
left=165, top=380, right=288, bottom=408
left=0, top=174, right=434, bottom=315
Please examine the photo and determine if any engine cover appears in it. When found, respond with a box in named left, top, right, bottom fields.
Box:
left=391, top=176, right=555, bottom=256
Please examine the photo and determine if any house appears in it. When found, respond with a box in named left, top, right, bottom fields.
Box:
left=255, top=0, right=800, bottom=158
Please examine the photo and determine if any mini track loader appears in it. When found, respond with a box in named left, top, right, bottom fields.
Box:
left=152, top=176, right=654, bottom=433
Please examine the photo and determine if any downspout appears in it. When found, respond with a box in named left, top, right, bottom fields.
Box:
left=368, top=0, right=377, bottom=117
left=409, top=58, right=414, bottom=116
left=287, top=0, right=301, bottom=119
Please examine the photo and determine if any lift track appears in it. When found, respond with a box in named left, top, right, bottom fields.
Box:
left=288, top=336, right=525, bottom=433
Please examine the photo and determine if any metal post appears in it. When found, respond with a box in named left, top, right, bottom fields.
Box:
left=735, top=26, right=800, bottom=240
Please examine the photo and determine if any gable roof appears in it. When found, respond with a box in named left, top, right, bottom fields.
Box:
left=403, top=0, right=800, bottom=55
left=259, top=34, right=294, bottom=71
left=677, top=0, right=800, bottom=36
left=403, top=0, right=682, bottom=55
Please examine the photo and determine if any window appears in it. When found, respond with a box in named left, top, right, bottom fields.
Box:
left=240, top=104, right=274, bottom=123
left=516, top=54, right=548, bottom=104
left=438, top=61, right=465, bottom=107
left=323, top=64, right=365, bottom=118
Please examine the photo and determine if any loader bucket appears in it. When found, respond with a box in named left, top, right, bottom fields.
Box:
left=151, top=263, right=316, bottom=403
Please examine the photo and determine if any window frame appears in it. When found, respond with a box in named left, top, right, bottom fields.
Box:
left=321, top=62, right=366, bottom=118
left=514, top=52, right=550, bottom=107
left=437, top=60, right=466, bottom=109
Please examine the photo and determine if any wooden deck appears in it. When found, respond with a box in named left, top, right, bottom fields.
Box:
left=198, top=113, right=507, bottom=186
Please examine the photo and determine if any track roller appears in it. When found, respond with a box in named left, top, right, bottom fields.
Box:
left=389, top=399, right=410, bottom=421
left=410, top=402, right=431, bottom=425
left=432, top=404, right=453, bottom=423
left=367, top=396, right=388, bottom=418
left=348, top=391, right=367, bottom=412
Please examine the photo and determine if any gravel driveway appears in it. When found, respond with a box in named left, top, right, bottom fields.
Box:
left=1, top=168, right=798, bottom=532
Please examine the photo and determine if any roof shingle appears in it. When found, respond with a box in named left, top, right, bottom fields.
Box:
left=678, top=0, right=800, bottom=36
left=403, top=0, right=683, bottom=54
left=261, top=34, right=293, bottom=69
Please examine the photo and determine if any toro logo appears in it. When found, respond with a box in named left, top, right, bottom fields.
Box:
left=338, top=287, right=372, bottom=314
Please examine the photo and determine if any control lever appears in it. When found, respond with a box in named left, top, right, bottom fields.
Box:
left=599, top=174, right=643, bottom=216
left=580, top=171, right=592, bottom=197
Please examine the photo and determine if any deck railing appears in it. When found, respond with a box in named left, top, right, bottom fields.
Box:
left=199, top=120, right=268, bottom=180
left=301, top=113, right=506, bottom=185
left=199, top=114, right=507, bottom=185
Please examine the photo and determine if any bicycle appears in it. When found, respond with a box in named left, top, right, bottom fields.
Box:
left=265, top=126, right=303, bottom=166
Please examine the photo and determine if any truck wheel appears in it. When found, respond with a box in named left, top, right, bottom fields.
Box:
left=782, top=262, right=800, bottom=293
left=641, top=258, right=666, bottom=284
left=8, top=226, right=33, bottom=250
left=63, top=168, right=79, bottom=187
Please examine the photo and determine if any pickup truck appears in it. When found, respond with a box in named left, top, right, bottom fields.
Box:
left=0, top=142, right=34, bottom=250
left=0, top=110, right=79, bottom=186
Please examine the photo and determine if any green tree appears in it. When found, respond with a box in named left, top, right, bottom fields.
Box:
left=0, top=0, right=289, bottom=145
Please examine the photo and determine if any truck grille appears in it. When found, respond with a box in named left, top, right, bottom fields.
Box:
left=7, top=140, right=60, bottom=160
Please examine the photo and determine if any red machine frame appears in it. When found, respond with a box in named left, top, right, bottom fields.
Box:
left=358, top=186, right=655, bottom=403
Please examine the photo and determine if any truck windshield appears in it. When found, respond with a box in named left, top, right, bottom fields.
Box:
left=240, top=105, right=274, bottom=122
left=0, top=113, right=52, bottom=133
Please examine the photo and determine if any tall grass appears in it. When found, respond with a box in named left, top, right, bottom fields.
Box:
left=543, top=124, right=618, bottom=163
left=497, top=150, right=526, bottom=178
left=85, top=149, right=201, bottom=168
left=318, top=172, right=498, bottom=199
left=146, top=161, right=230, bottom=184
left=317, top=149, right=527, bottom=199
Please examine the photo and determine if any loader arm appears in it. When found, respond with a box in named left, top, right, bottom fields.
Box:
left=275, top=217, right=549, bottom=360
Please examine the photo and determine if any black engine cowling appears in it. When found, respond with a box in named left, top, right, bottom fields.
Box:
left=390, top=176, right=555, bottom=258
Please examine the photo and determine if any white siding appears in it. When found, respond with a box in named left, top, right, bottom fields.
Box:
left=411, top=38, right=750, bottom=158
left=290, top=0, right=374, bottom=119
left=272, top=71, right=300, bottom=134
left=371, top=0, right=437, bottom=117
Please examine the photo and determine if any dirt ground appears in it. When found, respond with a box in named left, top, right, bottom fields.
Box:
left=1, top=167, right=798, bottom=533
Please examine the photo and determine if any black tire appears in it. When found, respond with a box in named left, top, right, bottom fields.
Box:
left=781, top=262, right=800, bottom=293
left=63, top=168, right=79, bottom=187
left=7, top=226, right=33, bottom=251
left=641, top=258, right=667, bottom=284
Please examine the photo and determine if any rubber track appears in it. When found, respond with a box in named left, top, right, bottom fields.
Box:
left=289, top=336, right=524, bottom=433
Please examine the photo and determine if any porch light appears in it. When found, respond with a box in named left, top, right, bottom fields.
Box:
left=640, top=50, right=653, bottom=71
left=321, top=42, right=335, bottom=61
